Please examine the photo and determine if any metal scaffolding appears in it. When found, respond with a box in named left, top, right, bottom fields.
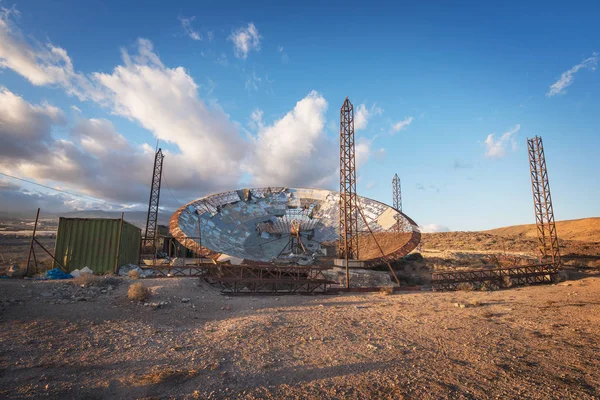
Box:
left=432, top=263, right=557, bottom=291
left=211, top=264, right=335, bottom=294
left=339, top=97, right=360, bottom=287
left=392, top=173, right=402, bottom=212
left=143, top=148, right=164, bottom=257
left=392, top=173, right=402, bottom=232
left=527, top=136, right=560, bottom=265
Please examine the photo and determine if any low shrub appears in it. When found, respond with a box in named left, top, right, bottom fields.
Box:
left=129, top=269, right=141, bottom=279
left=128, top=282, right=150, bottom=302
left=379, top=286, right=394, bottom=295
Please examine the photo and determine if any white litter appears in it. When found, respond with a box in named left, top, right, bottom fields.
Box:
left=80, top=266, right=94, bottom=275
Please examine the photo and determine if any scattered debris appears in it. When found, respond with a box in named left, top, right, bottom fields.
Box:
left=6, top=264, right=24, bottom=278
left=118, top=264, right=154, bottom=278
left=45, top=268, right=73, bottom=280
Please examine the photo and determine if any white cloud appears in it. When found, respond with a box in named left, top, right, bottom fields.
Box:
left=419, top=224, right=450, bottom=233
left=355, top=103, right=383, bottom=131
left=93, top=39, right=247, bottom=192
left=0, top=181, right=93, bottom=214
left=229, top=23, right=261, bottom=59
left=0, top=8, right=99, bottom=101
left=355, top=138, right=371, bottom=168
left=392, top=116, right=413, bottom=133
left=0, top=88, right=155, bottom=204
left=484, top=124, right=520, bottom=158
left=179, top=16, right=201, bottom=41
left=70, top=105, right=81, bottom=113
left=0, top=87, right=65, bottom=160
left=547, top=52, right=598, bottom=97
left=246, top=91, right=336, bottom=187
left=0, top=11, right=363, bottom=207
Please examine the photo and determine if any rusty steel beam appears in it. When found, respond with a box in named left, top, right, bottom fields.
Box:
left=431, top=263, right=559, bottom=291
left=527, top=136, right=560, bottom=265
left=211, top=264, right=336, bottom=294
left=339, top=97, right=360, bottom=288
left=25, top=208, right=40, bottom=276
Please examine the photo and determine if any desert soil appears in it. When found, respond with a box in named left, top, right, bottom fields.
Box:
left=1, top=274, right=599, bottom=400
left=485, top=217, right=600, bottom=243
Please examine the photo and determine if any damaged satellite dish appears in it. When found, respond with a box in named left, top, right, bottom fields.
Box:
left=170, top=187, right=420, bottom=266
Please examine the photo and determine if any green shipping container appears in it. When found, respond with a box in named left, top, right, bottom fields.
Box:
left=53, top=217, right=141, bottom=274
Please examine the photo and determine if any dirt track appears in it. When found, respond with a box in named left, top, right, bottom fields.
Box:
left=1, top=275, right=599, bottom=399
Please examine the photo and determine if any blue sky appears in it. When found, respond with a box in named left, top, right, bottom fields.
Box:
left=0, top=0, right=598, bottom=231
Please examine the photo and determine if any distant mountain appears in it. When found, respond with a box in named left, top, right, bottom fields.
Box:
left=0, top=209, right=172, bottom=231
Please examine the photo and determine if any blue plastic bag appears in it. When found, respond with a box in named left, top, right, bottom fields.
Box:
left=45, top=268, right=73, bottom=280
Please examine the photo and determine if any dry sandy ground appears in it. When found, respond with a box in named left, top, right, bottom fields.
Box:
left=485, top=217, right=600, bottom=243
left=1, top=275, right=599, bottom=399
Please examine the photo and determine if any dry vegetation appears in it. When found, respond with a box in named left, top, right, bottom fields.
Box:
left=128, top=282, right=150, bottom=302
left=128, top=269, right=141, bottom=279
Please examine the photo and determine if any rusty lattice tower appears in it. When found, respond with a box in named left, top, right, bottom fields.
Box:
left=392, top=173, right=402, bottom=212
left=143, top=148, right=164, bottom=255
left=392, top=173, right=402, bottom=232
left=338, top=97, right=360, bottom=271
left=527, top=136, right=560, bottom=265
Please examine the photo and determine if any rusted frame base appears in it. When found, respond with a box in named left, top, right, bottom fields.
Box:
left=333, top=286, right=422, bottom=293
left=431, top=263, right=559, bottom=291
left=147, top=265, right=211, bottom=277
left=210, top=264, right=336, bottom=294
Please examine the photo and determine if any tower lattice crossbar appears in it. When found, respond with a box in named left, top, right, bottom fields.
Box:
left=527, top=136, right=560, bottom=265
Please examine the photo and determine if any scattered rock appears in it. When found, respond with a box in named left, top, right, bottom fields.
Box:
left=182, top=298, right=191, bottom=303
left=7, top=264, right=25, bottom=278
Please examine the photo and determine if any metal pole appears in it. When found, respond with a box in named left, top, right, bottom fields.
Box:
left=114, top=212, right=125, bottom=274
left=33, top=238, right=67, bottom=272
left=25, top=208, right=40, bottom=276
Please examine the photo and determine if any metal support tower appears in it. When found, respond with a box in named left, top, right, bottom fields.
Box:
left=339, top=97, right=360, bottom=287
left=392, top=173, right=402, bottom=212
left=527, top=136, right=560, bottom=265
left=392, top=173, right=402, bottom=232
left=143, top=148, right=164, bottom=256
